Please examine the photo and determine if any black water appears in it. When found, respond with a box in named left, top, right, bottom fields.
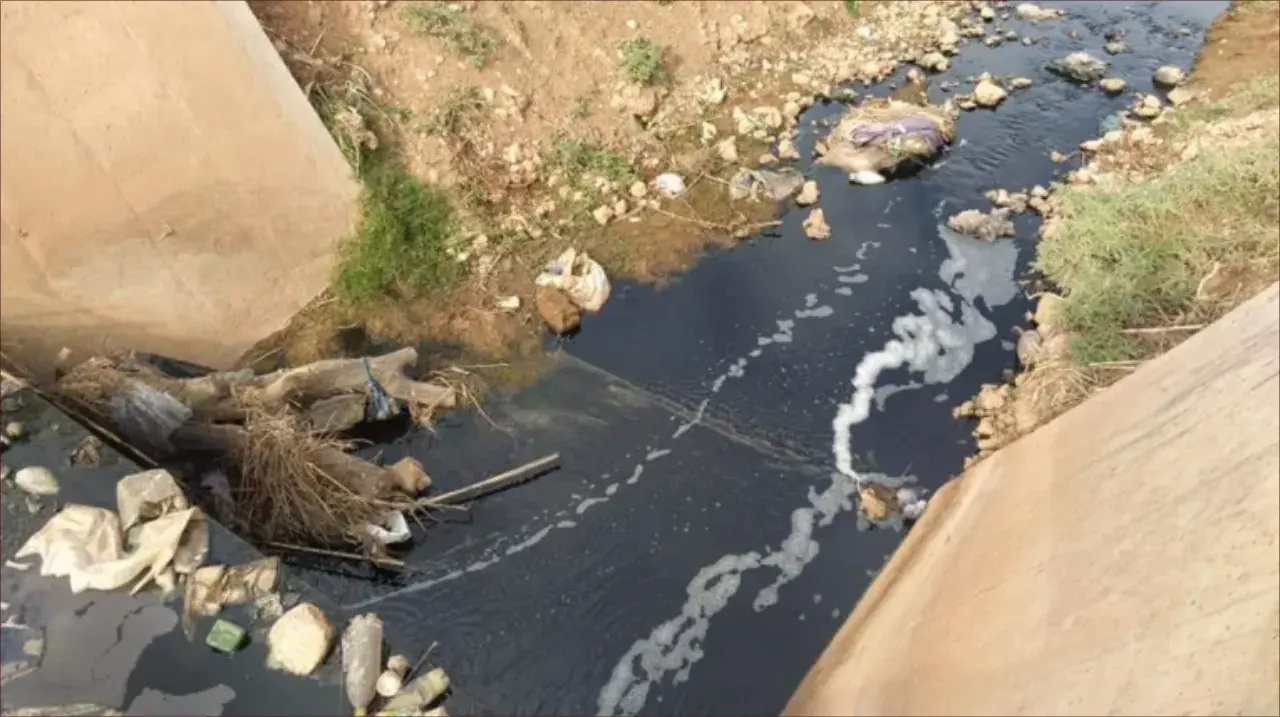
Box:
left=300, top=3, right=1228, bottom=715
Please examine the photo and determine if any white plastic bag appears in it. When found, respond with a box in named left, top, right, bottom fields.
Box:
left=534, top=248, right=611, bottom=313
left=361, top=511, right=411, bottom=545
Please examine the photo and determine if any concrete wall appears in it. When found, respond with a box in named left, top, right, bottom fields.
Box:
left=786, top=283, right=1280, bottom=716
left=0, top=0, right=357, bottom=372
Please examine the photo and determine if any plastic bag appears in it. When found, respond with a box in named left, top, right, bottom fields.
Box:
left=534, top=249, right=611, bottom=313
left=361, top=511, right=411, bottom=545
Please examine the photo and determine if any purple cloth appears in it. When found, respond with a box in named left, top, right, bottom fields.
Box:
left=851, top=115, right=945, bottom=151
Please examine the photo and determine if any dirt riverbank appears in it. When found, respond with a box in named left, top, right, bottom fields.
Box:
left=953, top=0, right=1280, bottom=463
left=244, top=0, right=976, bottom=374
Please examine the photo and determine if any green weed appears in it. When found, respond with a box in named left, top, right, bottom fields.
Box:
left=333, top=157, right=459, bottom=305
left=404, top=2, right=501, bottom=68
left=619, top=36, right=662, bottom=86
left=550, top=136, right=637, bottom=185
left=843, top=0, right=862, bottom=16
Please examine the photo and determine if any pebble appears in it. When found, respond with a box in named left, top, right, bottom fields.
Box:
left=629, top=181, right=648, bottom=199
left=758, top=152, right=779, bottom=166
left=613, top=199, right=629, bottom=216
left=15, top=466, right=59, bottom=496
left=592, top=205, right=613, bottom=226
left=716, top=136, right=740, bottom=163
left=4, top=421, right=24, bottom=440
left=1010, top=77, right=1033, bottom=90
left=1099, top=77, right=1127, bottom=94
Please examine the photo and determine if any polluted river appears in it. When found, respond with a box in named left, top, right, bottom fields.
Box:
left=315, top=3, right=1225, bottom=715
left=0, top=2, right=1227, bottom=715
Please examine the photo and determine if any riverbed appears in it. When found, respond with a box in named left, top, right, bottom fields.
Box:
left=306, top=3, right=1225, bottom=714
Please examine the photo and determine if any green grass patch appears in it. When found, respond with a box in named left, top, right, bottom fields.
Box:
left=334, top=157, right=459, bottom=305
left=549, top=136, right=637, bottom=186
left=1037, top=128, right=1279, bottom=363
left=619, top=36, right=662, bottom=86
left=404, top=2, right=501, bottom=68
left=843, top=0, right=862, bottom=16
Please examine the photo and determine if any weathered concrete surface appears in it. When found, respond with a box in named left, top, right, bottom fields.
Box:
left=0, top=1, right=357, bottom=372
left=786, top=283, right=1280, bottom=716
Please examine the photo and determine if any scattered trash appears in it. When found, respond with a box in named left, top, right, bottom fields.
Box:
left=379, top=667, right=451, bottom=715
left=728, top=167, right=805, bottom=201
left=653, top=172, right=686, bottom=197
left=16, top=502, right=200, bottom=595
left=360, top=511, right=412, bottom=546
left=534, top=285, right=581, bottom=335
left=184, top=557, right=280, bottom=637
left=947, top=208, right=1015, bottom=241
left=1099, top=77, right=1127, bottom=94
left=494, top=295, right=521, bottom=311
left=850, top=170, right=887, bottom=185
left=1016, top=3, right=1064, bottom=21
left=69, top=435, right=103, bottom=467
left=378, top=655, right=412, bottom=698
left=795, top=180, right=820, bottom=206
left=266, top=602, right=334, bottom=676
left=107, top=381, right=193, bottom=455
left=14, top=466, right=58, bottom=496
left=1153, top=65, right=1185, bottom=87
left=1, top=704, right=122, bottom=716
left=897, top=487, right=928, bottom=520
left=858, top=484, right=896, bottom=522
left=803, top=208, right=832, bottom=241
left=343, top=613, right=384, bottom=717
left=117, top=468, right=188, bottom=530
left=535, top=248, right=611, bottom=313
left=205, top=618, right=247, bottom=654
left=816, top=98, right=956, bottom=183
left=1047, top=52, right=1108, bottom=84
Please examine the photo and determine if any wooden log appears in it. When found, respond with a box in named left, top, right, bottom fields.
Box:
left=170, top=423, right=403, bottom=499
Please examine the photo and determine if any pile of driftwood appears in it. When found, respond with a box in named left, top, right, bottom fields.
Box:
left=53, top=347, right=555, bottom=564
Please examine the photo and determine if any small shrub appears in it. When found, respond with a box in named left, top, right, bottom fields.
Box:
left=334, top=158, right=458, bottom=304
left=620, top=36, right=662, bottom=86
left=843, top=0, right=862, bottom=16
left=550, top=136, right=637, bottom=185
left=404, top=2, right=501, bottom=68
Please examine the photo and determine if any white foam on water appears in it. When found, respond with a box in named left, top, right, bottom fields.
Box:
left=795, top=305, right=834, bottom=319
left=835, top=287, right=854, bottom=296
left=646, top=449, right=672, bottom=461
left=804, top=293, right=819, bottom=307
left=558, top=520, right=579, bottom=529
left=505, top=524, right=557, bottom=555
left=837, top=274, right=869, bottom=284
left=625, top=464, right=645, bottom=485
left=576, top=497, right=610, bottom=515
left=606, top=483, right=619, bottom=496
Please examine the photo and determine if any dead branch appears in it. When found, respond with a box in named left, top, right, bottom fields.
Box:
left=422, top=453, right=560, bottom=506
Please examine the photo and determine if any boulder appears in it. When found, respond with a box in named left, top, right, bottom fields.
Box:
left=1047, top=52, right=1108, bottom=84
left=267, top=603, right=334, bottom=676
left=973, top=80, right=1008, bottom=108
left=1153, top=65, right=1185, bottom=87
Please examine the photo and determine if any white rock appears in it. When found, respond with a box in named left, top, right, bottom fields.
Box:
left=1167, top=87, right=1194, bottom=106
left=1099, top=77, right=1127, bottom=94
left=1010, top=77, right=1033, bottom=90
left=592, top=205, right=614, bottom=226
left=777, top=137, right=800, bottom=160
left=1016, top=3, right=1065, bottom=21
left=654, top=173, right=686, bottom=197
left=629, top=181, right=648, bottom=199
left=15, top=466, right=58, bottom=496
left=716, top=136, right=740, bottom=163
left=803, top=208, right=832, bottom=240
left=700, top=121, right=718, bottom=143
left=613, top=199, right=629, bottom=216
left=795, top=180, right=820, bottom=206
left=1153, top=65, right=1185, bottom=87
left=919, top=52, right=949, bottom=72
left=267, top=603, right=334, bottom=676
left=973, top=80, right=1008, bottom=107
left=980, top=5, right=995, bottom=21
left=850, top=170, right=886, bottom=185
left=495, top=296, right=521, bottom=311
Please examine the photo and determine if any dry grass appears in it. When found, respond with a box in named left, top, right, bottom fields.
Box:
left=229, top=407, right=405, bottom=547
left=1037, top=112, right=1279, bottom=364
